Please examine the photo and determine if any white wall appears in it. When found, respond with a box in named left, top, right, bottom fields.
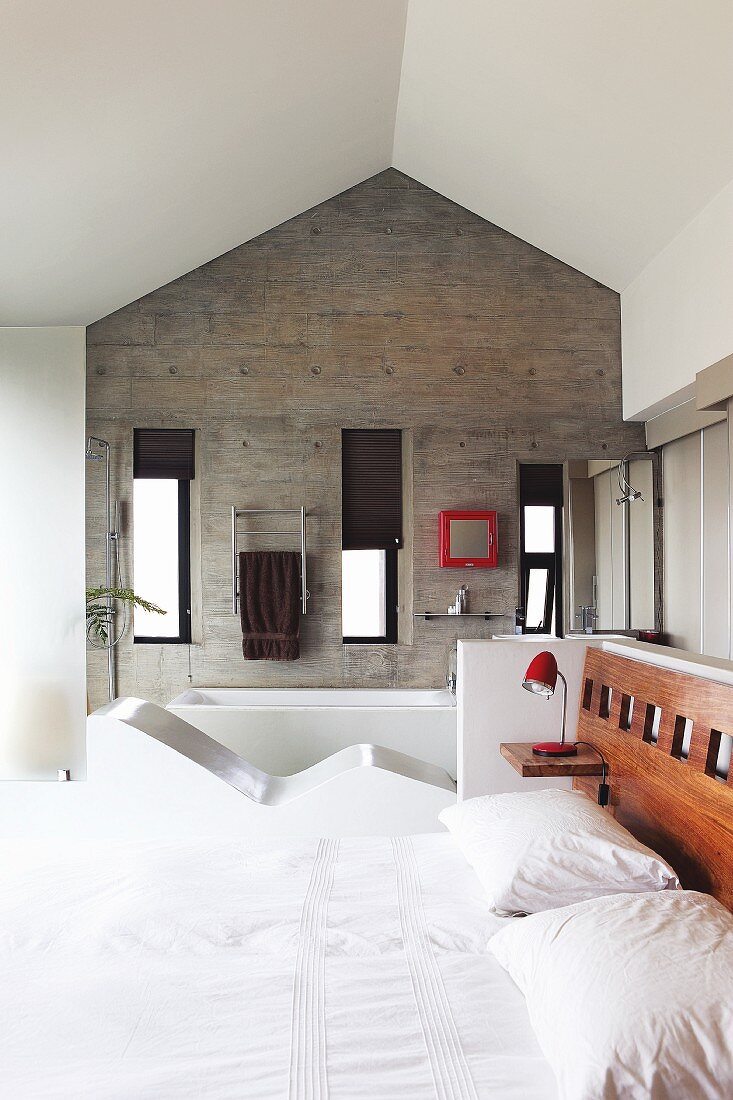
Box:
left=628, top=459, right=655, bottom=629
left=662, top=422, right=730, bottom=658
left=0, top=328, right=87, bottom=778
left=457, top=639, right=603, bottom=800
left=663, top=433, right=701, bottom=652
left=702, top=421, right=730, bottom=658
left=621, top=178, right=733, bottom=420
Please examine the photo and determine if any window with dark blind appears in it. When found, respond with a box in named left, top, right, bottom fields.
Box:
left=341, top=429, right=403, bottom=550
left=133, top=429, right=194, bottom=644
left=341, top=429, right=402, bottom=643
left=133, top=428, right=195, bottom=480
left=519, top=463, right=563, bottom=636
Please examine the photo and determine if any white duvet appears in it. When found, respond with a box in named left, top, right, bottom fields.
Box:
left=0, top=835, right=556, bottom=1100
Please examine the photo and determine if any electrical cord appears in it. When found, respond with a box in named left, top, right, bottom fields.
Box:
left=573, top=740, right=610, bottom=806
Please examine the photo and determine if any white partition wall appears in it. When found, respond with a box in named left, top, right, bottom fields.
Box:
left=0, top=328, right=87, bottom=778
left=457, top=638, right=602, bottom=800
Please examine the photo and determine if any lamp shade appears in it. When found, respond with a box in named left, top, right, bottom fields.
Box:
left=522, top=651, right=558, bottom=697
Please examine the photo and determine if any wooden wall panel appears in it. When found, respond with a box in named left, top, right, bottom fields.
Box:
left=573, top=648, right=733, bottom=909
left=86, top=169, right=644, bottom=707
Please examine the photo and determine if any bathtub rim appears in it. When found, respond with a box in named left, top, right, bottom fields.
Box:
left=167, top=687, right=457, bottom=711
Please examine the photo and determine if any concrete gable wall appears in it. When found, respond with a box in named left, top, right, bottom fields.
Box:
left=86, top=169, right=642, bottom=706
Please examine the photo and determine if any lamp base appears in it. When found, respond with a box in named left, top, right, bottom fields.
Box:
left=532, top=741, right=578, bottom=757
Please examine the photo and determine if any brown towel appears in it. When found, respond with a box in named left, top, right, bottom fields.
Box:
left=238, top=551, right=301, bottom=661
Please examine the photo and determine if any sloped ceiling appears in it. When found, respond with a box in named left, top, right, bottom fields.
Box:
left=394, top=0, right=733, bottom=292
left=2, top=0, right=732, bottom=324
left=0, top=0, right=408, bottom=325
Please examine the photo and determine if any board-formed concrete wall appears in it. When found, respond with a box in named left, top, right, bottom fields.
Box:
left=86, top=169, right=643, bottom=707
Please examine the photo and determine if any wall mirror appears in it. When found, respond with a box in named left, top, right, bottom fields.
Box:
left=439, top=510, right=498, bottom=568
left=564, top=456, right=659, bottom=635
left=451, top=519, right=488, bottom=558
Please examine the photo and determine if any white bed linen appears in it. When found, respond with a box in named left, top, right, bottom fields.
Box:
left=439, top=790, right=678, bottom=914
left=0, top=835, right=556, bottom=1100
left=489, top=890, right=733, bottom=1100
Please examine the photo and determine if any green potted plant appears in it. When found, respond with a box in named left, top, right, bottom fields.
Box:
left=86, top=586, right=165, bottom=647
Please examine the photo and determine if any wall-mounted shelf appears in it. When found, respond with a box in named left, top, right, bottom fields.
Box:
left=500, top=742, right=604, bottom=777
left=413, top=612, right=506, bottom=621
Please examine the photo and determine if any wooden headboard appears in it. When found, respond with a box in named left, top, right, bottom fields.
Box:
left=573, top=647, right=733, bottom=910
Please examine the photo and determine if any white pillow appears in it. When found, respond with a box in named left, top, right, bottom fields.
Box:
left=489, top=890, right=733, bottom=1100
left=439, top=789, right=677, bottom=914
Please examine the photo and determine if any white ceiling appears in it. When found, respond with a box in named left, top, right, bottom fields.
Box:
left=394, top=0, right=733, bottom=292
left=0, top=0, right=408, bottom=325
left=2, top=0, right=732, bottom=324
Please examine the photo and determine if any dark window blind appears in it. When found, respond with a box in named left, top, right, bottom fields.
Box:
left=133, top=428, right=195, bottom=480
left=342, top=429, right=403, bottom=550
left=519, top=463, right=563, bottom=507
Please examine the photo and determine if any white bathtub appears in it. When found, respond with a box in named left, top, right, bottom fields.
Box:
left=167, top=688, right=456, bottom=779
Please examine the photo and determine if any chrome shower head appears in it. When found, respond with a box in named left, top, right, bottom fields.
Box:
left=86, top=436, right=109, bottom=460
left=616, top=489, right=643, bottom=506
left=615, top=450, right=649, bottom=506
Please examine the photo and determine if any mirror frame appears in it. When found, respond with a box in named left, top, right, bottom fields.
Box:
left=439, top=509, right=498, bottom=568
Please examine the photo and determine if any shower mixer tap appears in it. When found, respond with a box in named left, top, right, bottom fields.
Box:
left=577, top=605, right=598, bottom=634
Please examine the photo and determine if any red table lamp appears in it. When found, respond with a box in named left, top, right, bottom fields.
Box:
left=522, top=651, right=577, bottom=757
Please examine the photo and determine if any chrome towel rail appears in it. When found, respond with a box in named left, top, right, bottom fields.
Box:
left=232, top=506, right=308, bottom=615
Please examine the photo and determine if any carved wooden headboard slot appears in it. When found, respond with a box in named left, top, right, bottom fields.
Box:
left=573, top=648, right=733, bottom=911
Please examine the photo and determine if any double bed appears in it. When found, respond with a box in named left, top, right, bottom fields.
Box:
left=1, top=834, right=554, bottom=1099
left=3, top=647, right=732, bottom=1098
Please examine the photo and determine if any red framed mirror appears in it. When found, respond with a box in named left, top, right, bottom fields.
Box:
left=439, top=510, right=498, bottom=568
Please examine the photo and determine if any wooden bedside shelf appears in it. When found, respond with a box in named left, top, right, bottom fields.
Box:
left=500, top=742, right=604, bottom=777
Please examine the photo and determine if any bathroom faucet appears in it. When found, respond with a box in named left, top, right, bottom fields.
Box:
left=446, top=644, right=458, bottom=695
left=578, top=605, right=597, bottom=634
